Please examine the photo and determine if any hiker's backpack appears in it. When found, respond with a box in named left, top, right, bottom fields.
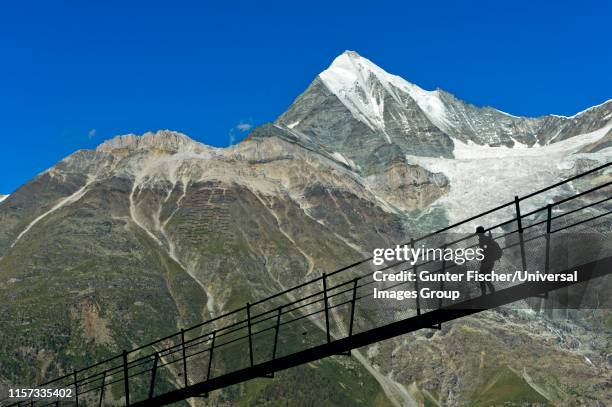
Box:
left=488, top=238, right=502, bottom=260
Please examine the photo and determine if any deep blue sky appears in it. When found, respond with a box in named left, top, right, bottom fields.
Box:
left=1, top=0, right=611, bottom=194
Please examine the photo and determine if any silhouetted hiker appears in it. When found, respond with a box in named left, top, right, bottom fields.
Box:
left=476, top=226, right=502, bottom=295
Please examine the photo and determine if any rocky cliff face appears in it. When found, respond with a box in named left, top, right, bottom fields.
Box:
left=0, top=51, right=610, bottom=406
left=0, top=131, right=409, bottom=405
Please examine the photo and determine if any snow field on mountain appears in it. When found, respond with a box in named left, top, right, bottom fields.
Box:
left=406, top=125, right=612, bottom=229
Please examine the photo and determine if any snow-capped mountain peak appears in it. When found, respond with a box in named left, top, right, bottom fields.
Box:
left=319, top=51, right=453, bottom=134
left=0, top=195, right=8, bottom=203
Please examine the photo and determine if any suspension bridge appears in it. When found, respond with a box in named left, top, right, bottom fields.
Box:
left=2, top=161, right=611, bottom=407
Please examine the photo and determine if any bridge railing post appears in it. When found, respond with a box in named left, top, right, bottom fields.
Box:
left=348, top=278, right=358, bottom=338
left=515, top=196, right=527, bottom=272
left=414, top=264, right=420, bottom=315
left=247, top=303, right=254, bottom=367
left=545, top=203, right=553, bottom=276
left=514, top=196, right=523, bottom=233
left=272, top=306, right=282, bottom=360
left=206, top=331, right=216, bottom=382
left=73, top=370, right=79, bottom=407
left=148, top=352, right=159, bottom=400
left=181, top=328, right=188, bottom=387
left=322, top=273, right=331, bottom=343
left=546, top=204, right=553, bottom=234
left=98, top=370, right=107, bottom=407
left=410, top=238, right=421, bottom=316
left=542, top=204, right=552, bottom=300
left=122, top=350, right=130, bottom=407
left=438, top=252, right=446, bottom=310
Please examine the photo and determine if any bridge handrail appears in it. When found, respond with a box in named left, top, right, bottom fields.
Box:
left=3, top=160, right=610, bottom=405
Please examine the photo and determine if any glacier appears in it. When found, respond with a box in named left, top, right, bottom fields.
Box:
left=406, top=124, right=612, bottom=228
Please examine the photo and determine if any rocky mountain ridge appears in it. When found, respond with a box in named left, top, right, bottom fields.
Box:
left=268, top=51, right=611, bottom=176
left=0, top=51, right=611, bottom=406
